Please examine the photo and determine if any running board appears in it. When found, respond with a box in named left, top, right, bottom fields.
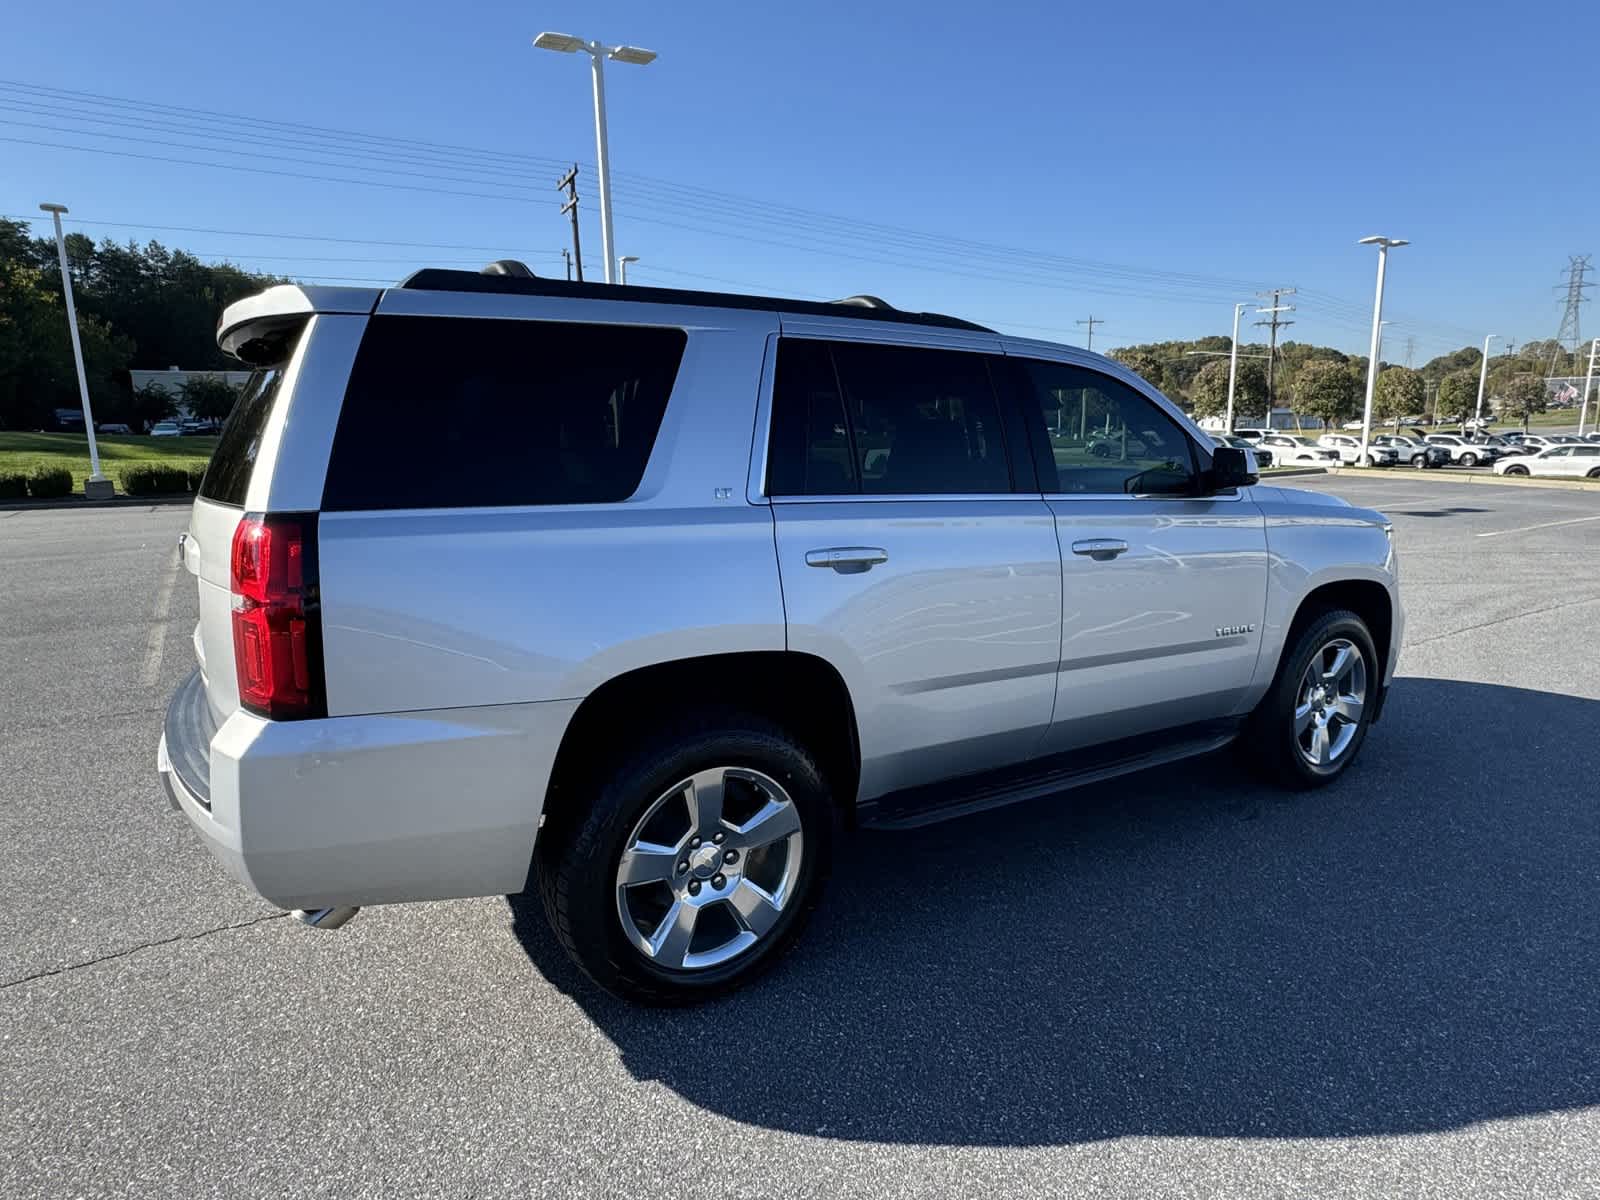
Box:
left=860, top=720, right=1241, bottom=830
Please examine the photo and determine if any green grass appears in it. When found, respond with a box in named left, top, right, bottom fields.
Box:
left=0, top=431, right=216, bottom=494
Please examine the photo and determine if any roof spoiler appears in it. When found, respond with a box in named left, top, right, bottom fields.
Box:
left=217, top=284, right=381, bottom=364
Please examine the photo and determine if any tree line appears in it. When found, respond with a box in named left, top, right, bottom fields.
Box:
left=0, top=217, right=283, bottom=431
left=1110, top=335, right=1589, bottom=433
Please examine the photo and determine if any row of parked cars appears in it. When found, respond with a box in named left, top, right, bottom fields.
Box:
left=1211, top=427, right=1600, bottom=478
left=149, top=419, right=221, bottom=437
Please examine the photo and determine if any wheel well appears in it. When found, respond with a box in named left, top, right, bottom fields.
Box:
left=541, top=652, right=862, bottom=843
left=1290, top=580, right=1394, bottom=684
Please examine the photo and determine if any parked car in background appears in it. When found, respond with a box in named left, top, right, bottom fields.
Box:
left=1211, top=433, right=1273, bottom=471
left=1424, top=433, right=1503, bottom=466
left=96, top=422, right=131, bottom=434
left=1317, top=434, right=1398, bottom=467
left=1258, top=434, right=1341, bottom=467
left=156, top=271, right=1402, bottom=1003
left=1372, top=434, right=1450, bottom=468
left=179, top=419, right=219, bottom=436
left=148, top=421, right=182, bottom=437
left=1494, top=444, right=1600, bottom=479
left=1581, top=433, right=1600, bottom=444
left=1516, top=435, right=1584, bottom=454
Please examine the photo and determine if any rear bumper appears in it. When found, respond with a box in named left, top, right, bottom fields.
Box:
left=158, top=669, right=581, bottom=910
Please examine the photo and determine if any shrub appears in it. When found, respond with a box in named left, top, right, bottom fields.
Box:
left=121, top=464, right=193, bottom=495
left=0, top=471, right=29, bottom=500
left=26, top=466, right=73, bottom=498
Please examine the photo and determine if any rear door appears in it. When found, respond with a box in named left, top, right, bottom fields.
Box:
left=763, top=330, right=1062, bottom=802
left=1567, top=446, right=1600, bottom=475
left=1002, top=351, right=1270, bottom=753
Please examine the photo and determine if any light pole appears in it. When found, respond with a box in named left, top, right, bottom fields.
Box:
left=1225, top=301, right=1250, bottom=435
left=1357, top=236, right=1408, bottom=465
left=1473, top=333, right=1498, bottom=431
left=617, top=255, right=638, bottom=284
left=534, top=32, right=657, bottom=285
left=1580, top=337, right=1599, bottom=437
left=39, top=202, right=112, bottom=498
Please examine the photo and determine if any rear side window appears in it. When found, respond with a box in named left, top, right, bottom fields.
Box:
left=323, top=316, right=687, bottom=510
left=198, top=362, right=296, bottom=507
left=766, top=338, right=1011, bottom=495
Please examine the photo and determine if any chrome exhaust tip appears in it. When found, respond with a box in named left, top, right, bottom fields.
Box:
left=291, top=905, right=361, bottom=930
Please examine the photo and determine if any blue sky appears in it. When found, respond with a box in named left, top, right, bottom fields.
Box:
left=3, top=0, right=1595, bottom=360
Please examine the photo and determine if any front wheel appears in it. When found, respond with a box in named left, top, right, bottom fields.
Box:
left=538, top=714, right=833, bottom=1004
left=1247, top=609, right=1379, bottom=789
left=1411, top=454, right=1428, bottom=468
left=1460, top=453, right=1479, bottom=467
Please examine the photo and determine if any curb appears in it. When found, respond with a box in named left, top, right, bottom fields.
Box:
left=0, top=493, right=193, bottom=513
left=1259, top=467, right=1331, bottom=479
left=1334, top=467, right=1600, bottom=492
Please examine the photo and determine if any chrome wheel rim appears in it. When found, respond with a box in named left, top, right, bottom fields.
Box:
left=614, top=766, right=803, bottom=972
left=1294, top=638, right=1367, bottom=771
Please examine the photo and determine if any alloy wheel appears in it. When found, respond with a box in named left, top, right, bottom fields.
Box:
left=614, top=766, right=804, bottom=971
left=1294, top=638, right=1367, bottom=772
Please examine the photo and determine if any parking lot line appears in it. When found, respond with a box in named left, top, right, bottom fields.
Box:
left=1474, top=513, right=1600, bottom=539
left=139, top=550, right=182, bottom=688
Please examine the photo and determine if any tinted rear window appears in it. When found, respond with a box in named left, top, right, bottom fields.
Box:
left=322, top=316, right=687, bottom=510
left=197, top=360, right=296, bottom=506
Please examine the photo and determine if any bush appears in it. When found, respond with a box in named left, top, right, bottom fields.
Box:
left=121, top=464, right=193, bottom=496
left=0, top=471, right=29, bottom=500
left=27, top=466, right=73, bottom=498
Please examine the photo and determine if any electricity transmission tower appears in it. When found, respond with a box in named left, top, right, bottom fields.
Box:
left=1549, top=255, right=1592, bottom=375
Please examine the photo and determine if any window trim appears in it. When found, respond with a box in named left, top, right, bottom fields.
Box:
left=755, top=333, right=1035, bottom=502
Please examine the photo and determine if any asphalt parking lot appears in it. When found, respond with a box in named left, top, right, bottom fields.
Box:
left=4, top=478, right=1599, bottom=1199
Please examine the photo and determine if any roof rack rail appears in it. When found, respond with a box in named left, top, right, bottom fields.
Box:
left=393, top=269, right=992, bottom=333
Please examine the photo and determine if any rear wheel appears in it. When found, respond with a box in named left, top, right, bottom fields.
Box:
left=1461, top=452, right=1478, bottom=467
left=1504, top=464, right=1530, bottom=476
left=1587, top=467, right=1600, bottom=479
left=1411, top=453, right=1428, bottom=468
left=538, top=713, right=833, bottom=1004
left=1246, top=609, right=1378, bottom=789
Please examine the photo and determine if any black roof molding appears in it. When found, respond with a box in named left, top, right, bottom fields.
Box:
left=395, top=269, right=992, bottom=332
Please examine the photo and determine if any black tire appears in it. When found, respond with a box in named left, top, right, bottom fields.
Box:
left=1504, top=465, right=1529, bottom=476
left=1411, top=454, right=1427, bottom=469
left=1460, top=452, right=1478, bottom=467
left=1244, top=608, right=1380, bottom=790
left=1587, top=467, right=1600, bottom=479
left=537, top=712, right=834, bottom=1004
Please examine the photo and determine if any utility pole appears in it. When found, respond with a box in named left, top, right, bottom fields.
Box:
left=1579, top=337, right=1599, bottom=438
left=561, top=248, right=573, bottom=281
left=1254, top=287, right=1297, bottom=412
left=39, top=202, right=111, bottom=498
left=1549, top=254, right=1592, bottom=376
left=557, top=166, right=584, bottom=282
left=1076, top=315, right=1104, bottom=351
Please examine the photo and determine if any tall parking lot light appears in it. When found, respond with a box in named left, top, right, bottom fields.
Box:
left=1224, top=302, right=1250, bottom=435
left=1473, top=333, right=1498, bottom=431
left=40, top=202, right=112, bottom=498
left=534, top=32, right=658, bottom=285
left=1357, top=236, right=1408, bottom=465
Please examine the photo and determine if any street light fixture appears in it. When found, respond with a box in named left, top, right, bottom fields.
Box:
left=617, top=255, right=638, bottom=284
left=1473, top=333, right=1498, bottom=431
left=533, top=31, right=658, bottom=285
left=1357, top=236, right=1408, bottom=465
left=39, top=202, right=112, bottom=498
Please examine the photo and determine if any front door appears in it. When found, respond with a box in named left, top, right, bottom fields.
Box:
left=763, top=333, right=1062, bottom=802
left=1003, top=352, right=1270, bottom=753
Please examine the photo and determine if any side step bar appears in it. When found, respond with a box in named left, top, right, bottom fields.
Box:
left=861, top=719, right=1242, bottom=831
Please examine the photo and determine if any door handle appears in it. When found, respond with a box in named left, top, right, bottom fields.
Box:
left=1071, top=538, right=1129, bottom=561
left=805, top=546, right=889, bottom=573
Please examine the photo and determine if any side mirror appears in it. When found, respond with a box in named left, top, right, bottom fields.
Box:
left=1206, top=446, right=1258, bottom=492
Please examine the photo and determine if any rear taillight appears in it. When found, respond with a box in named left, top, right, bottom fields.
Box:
left=230, top=513, right=326, bottom=720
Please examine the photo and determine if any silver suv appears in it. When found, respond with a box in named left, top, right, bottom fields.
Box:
left=158, top=268, right=1403, bottom=1002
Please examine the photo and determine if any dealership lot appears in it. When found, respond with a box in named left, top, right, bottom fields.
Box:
left=3, top=478, right=1599, bottom=1199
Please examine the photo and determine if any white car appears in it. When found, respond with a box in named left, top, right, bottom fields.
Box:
left=1494, top=444, right=1600, bottom=479
left=1317, top=434, right=1398, bottom=467
left=1424, top=433, right=1502, bottom=466
left=148, top=421, right=182, bottom=437
left=1371, top=434, right=1451, bottom=468
left=1257, top=434, right=1342, bottom=466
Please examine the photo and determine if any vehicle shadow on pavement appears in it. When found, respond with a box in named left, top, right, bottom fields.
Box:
left=507, top=678, right=1600, bottom=1146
